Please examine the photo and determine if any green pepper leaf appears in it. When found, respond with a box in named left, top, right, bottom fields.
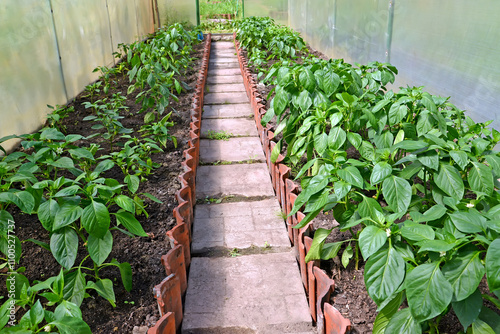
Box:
left=54, top=301, right=83, bottom=321
left=53, top=202, right=82, bottom=231
left=485, top=239, right=500, bottom=294
left=406, top=262, right=453, bottom=322
left=373, top=292, right=404, bottom=334
left=338, top=166, right=364, bottom=189
left=87, top=279, right=116, bottom=307
left=82, top=200, right=110, bottom=238
left=401, top=222, right=435, bottom=242
left=50, top=316, right=92, bottom=334
left=63, top=269, right=86, bottom=307
left=450, top=150, right=469, bottom=170
left=468, top=162, right=494, bottom=196
left=124, top=174, right=140, bottom=194
left=382, top=176, right=411, bottom=213
left=364, top=245, right=405, bottom=305
left=435, top=164, right=464, bottom=201
left=328, top=127, right=346, bottom=151
left=385, top=308, right=422, bottom=334
left=87, top=231, right=113, bottom=266
left=37, top=199, right=60, bottom=232
left=452, top=289, right=482, bottom=331
left=371, top=162, right=392, bottom=185
left=305, top=228, right=332, bottom=262
left=297, top=90, right=312, bottom=112
left=299, top=68, right=316, bottom=92
left=113, top=211, right=148, bottom=237
left=50, top=227, right=78, bottom=269
left=443, top=250, right=485, bottom=302
left=359, top=226, right=388, bottom=260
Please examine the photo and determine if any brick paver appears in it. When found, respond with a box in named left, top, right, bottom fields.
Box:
left=192, top=199, right=290, bottom=252
left=204, top=91, right=249, bottom=104
left=196, top=163, right=275, bottom=199
left=200, top=137, right=265, bottom=163
left=182, top=252, right=313, bottom=333
left=203, top=104, right=252, bottom=119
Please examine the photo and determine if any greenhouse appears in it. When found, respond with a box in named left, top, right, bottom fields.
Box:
left=1, top=1, right=500, bottom=333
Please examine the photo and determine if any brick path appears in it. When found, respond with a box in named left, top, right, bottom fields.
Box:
left=181, top=37, right=314, bottom=334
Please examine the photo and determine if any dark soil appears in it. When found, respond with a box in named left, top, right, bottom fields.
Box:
left=0, top=41, right=204, bottom=333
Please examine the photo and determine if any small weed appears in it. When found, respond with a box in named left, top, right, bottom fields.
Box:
left=248, top=154, right=258, bottom=163
left=205, top=130, right=233, bottom=141
left=124, top=300, right=135, bottom=305
left=264, top=241, right=271, bottom=249
left=229, top=248, right=241, bottom=257
left=203, top=195, right=234, bottom=204
left=204, top=196, right=223, bottom=204
left=275, top=210, right=287, bottom=220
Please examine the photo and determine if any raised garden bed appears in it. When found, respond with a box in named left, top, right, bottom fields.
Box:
left=0, top=24, right=209, bottom=333
left=234, top=16, right=500, bottom=334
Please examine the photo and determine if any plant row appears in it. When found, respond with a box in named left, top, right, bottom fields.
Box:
left=0, top=23, right=200, bottom=333
left=235, top=17, right=500, bottom=334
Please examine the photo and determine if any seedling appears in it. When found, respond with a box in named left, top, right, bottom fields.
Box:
left=275, top=211, right=287, bottom=220
left=229, top=248, right=241, bottom=257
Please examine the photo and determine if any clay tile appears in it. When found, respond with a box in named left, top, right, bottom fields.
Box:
left=305, top=236, right=320, bottom=320
left=147, top=312, right=175, bottom=334
left=324, top=303, right=351, bottom=334
left=314, top=267, right=336, bottom=334
left=161, top=245, right=187, bottom=295
left=153, top=274, right=182, bottom=330
left=175, top=186, right=191, bottom=206
left=173, top=201, right=193, bottom=233
left=166, top=223, right=191, bottom=267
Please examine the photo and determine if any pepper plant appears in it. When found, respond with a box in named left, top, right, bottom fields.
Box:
left=239, top=17, right=500, bottom=333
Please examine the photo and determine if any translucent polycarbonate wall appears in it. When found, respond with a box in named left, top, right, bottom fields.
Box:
left=108, top=0, right=140, bottom=53
left=288, top=0, right=306, bottom=34
left=0, top=0, right=67, bottom=148
left=391, top=1, right=500, bottom=131
left=245, top=0, right=288, bottom=25
left=136, top=0, right=155, bottom=36
left=0, top=0, right=156, bottom=153
left=159, top=0, right=197, bottom=26
left=52, top=0, right=115, bottom=100
left=287, top=0, right=500, bottom=132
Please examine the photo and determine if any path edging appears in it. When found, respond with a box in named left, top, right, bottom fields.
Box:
left=147, top=34, right=212, bottom=334
left=234, top=32, right=352, bottom=334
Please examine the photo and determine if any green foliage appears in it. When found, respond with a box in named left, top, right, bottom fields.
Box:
left=234, top=17, right=307, bottom=78
left=45, top=105, right=74, bottom=134
left=126, top=23, right=199, bottom=116
left=238, top=16, right=500, bottom=333
left=0, top=22, right=198, bottom=332
left=205, top=130, right=233, bottom=141
left=200, top=0, right=241, bottom=19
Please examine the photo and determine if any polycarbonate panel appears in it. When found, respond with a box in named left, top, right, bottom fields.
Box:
left=391, top=1, right=500, bottom=130
left=245, top=0, right=288, bottom=25
left=135, top=0, right=155, bottom=38
left=0, top=0, right=67, bottom=152
left=303, top=0, right=335, bottom=56
left=51, top=0, right=114, bottom=99
left=108, top=0, right=139, bottom=55
left=330, top=0, right=388, bottom=64
left=288, top=0, right=306, bottom=34
left=159, top=0, right=197, bottom=26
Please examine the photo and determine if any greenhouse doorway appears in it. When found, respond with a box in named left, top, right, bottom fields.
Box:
left=196, top=0, right=244, bottom=30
